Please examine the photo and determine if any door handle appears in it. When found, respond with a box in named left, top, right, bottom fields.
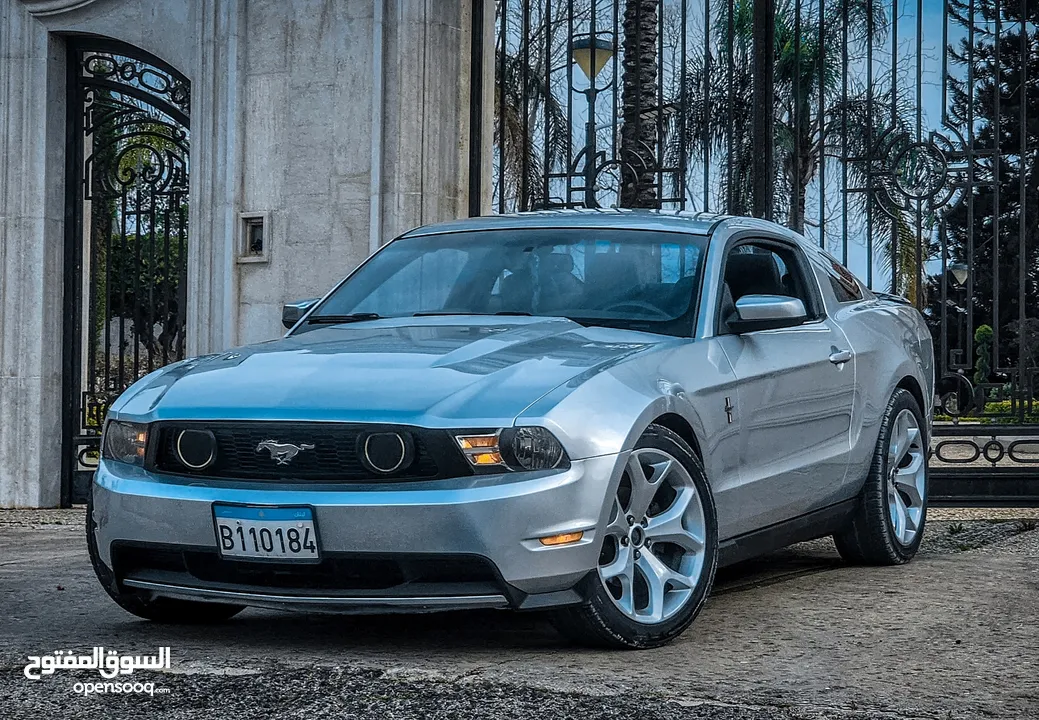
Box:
left=829, top=349, right=853, bottom=364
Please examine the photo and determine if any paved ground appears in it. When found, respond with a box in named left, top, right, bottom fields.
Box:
left=0, top=509, right=1037, bottom=719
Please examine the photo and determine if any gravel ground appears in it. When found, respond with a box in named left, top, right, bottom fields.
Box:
left=929, top=506, right=1039, bottom=520
left=970, top=522, right=1039, bottom=556
left=1, top=509, right=1036, bottom=719
left=0, top=507, right=87, bottom=526
left=755, top=517, right=1038, bottom=560
left=919, top=518, right=1039, bottom=554
left=0, top=664, right=971, bottom=720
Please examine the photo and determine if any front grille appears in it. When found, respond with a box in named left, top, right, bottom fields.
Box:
left=181, top=553, right=499, bottom=591
left=150, top=422, right=471, bottom=482
left=111, top=543, right=503, bottom=596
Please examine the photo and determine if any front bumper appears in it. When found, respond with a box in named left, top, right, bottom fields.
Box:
left=90, top=454, right=623, bottom=612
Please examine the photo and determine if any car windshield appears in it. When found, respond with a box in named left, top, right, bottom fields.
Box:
left=309, top=228, right=707, bottom=335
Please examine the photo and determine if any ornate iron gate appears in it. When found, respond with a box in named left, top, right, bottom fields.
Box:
left=483, top=0, right=1039, bottom=503
left=61, top=38, right=191, bottom=504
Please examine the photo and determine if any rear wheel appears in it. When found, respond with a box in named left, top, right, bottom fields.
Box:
left=551, top=425, right=718, bottom=649
left=87, top=490, right=245, bottom=623
left=834, top=388, right=928, bottom=565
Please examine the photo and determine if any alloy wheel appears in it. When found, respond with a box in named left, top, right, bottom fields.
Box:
left=887, top=408, right=927, bottom=546
left=597, top=448, right=707, bottom=625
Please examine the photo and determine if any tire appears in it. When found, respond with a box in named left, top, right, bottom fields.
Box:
left=87, top=489, right=245, bottom=624
left=551, top=424, right=718, bottom=649
left=834, top=387, right=928, bottom=565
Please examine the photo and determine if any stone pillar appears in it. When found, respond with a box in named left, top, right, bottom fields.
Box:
left=0, top=0, right=66, bottom=507
left=377, top=0, right=472, bottom=243
left=0, top=0, right=488, bottom=506
left=1, top=0, right=199, bottom=507
left=232, top=0, right=482, bottom=345
left=185, top=0, right=242, bottom=356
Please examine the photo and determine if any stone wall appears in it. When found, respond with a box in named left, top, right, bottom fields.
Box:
left=1, top=1, right=73, bottom=507
left=0, top=0, right=482, bottom=506
left=234, top=0, right=472, bottom=345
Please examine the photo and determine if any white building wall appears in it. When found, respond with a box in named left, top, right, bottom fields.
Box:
left=0, top=0, right=480, bottom=506
left=235, top=1, right=472, bottom=346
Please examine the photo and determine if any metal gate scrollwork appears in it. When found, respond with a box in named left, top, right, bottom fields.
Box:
left=484, top=0, right=1039, bottom=504
left=62, top=39, right=191, bottom=504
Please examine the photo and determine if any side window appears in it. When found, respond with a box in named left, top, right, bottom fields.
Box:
left=821, top=253, right=864, bottom=303
left=723, top=242, right=811, bottom=303
left=719, top=240, right=816, bottom=331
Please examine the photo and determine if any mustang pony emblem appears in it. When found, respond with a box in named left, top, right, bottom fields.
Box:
left=256, top=440, right=315, bottom=465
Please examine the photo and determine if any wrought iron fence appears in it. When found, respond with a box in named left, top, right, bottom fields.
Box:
left=487, top=0, right=1039, bottom=502
left=62, top=38, right=191, bottom=504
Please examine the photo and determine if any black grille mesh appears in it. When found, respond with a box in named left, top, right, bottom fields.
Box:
left=111, top=543, right=502, bottom=595
left=152, top=422, right=465, bottom=482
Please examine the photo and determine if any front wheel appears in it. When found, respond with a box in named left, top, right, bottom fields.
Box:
left=834, top=387, right=928, bottom=565
left=551, top=425, right=718, bottom=649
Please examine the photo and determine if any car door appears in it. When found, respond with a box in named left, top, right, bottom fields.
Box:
left=714, top=237, right=856, bottom=531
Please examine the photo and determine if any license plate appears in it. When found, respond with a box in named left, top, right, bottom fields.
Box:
left=213, top=505, right=320, bottom=561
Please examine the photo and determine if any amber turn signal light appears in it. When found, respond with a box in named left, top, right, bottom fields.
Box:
left=538, top=531, right=584, bottom=546
left=455, top=433, right=505, bottom=466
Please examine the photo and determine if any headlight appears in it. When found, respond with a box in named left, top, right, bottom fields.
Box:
left=454, top=427, right=569, bottom=471
left=102, top=421, right=149, bottom=466
left=501, top=427, right=567, bottom=470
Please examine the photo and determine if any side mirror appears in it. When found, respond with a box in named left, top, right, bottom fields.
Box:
left=727, top=294, right=807, bottom=334
left=282, top=298, right=320, bottom=329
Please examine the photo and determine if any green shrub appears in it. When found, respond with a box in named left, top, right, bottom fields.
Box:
left=974, top=324, right=993, bottom=386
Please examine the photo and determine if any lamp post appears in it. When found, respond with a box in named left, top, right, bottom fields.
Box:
left=949, top=263, right=968, bottom=287
left=570, top=34, right=614, bottom=208
left=949, top=262, right=969, bottom=366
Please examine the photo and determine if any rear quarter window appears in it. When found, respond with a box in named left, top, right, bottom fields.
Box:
left=821, top=253, right=864, bottom=303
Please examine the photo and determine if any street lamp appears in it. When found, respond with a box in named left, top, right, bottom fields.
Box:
left=570, top=34, right=615, bottom=207
left=948, top=262, right=969, bottom=367
left=949, top=262, right=968, bottom=287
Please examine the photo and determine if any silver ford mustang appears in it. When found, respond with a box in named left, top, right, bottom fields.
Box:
left=89, top=211, right=934, bottom=648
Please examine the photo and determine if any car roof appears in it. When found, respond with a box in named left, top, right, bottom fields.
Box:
left=395, top=210, right=822, bottom=260
left=398, top=209, right=729, bottom=238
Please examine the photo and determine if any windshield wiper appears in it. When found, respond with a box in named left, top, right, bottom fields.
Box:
left=307, top=313, right=384, bottom=324
left=412, top=310, right=593, bottom=326
left=412, top=311, right=535, bottom=317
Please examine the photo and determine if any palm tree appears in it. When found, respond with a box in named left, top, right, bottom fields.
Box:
left=670, top=0, right=894, bottom=224
left=493, top=2, right=592, bottom=212
left=619, top=0, right=661, bottom=208
left=663, top=0, right=931, bottom=301
left=495, top=0, right=669, bottom=211
left=495, top=48, right=569, bottom=210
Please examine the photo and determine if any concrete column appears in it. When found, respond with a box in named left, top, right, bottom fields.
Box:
left=234, top=0, right=482, bottom=344
left=0, top=0, right=489, bottom=505
left=1, top=0, right=198, bottom=507
left=185, top=0, right=243, bottom=356
left=375, top=0, right=472, bottom=243
left=0, top=1, right=66, bottom=507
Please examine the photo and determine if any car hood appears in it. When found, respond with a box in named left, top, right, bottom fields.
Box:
left=112, top=316, right=675, bottom=426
